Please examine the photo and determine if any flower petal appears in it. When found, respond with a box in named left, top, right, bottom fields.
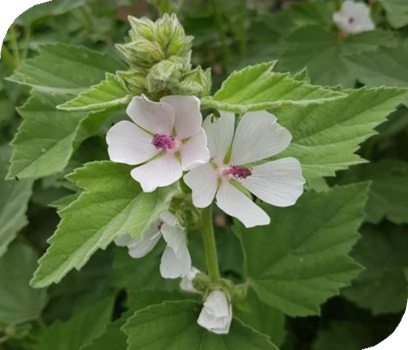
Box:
left=184, top=163, right=218, bottom=208
left=216, top=180, right=270, bottom=228
left=179, top=267, right=201, bottom=293
left=161, top=223, right=187, bottom=254
left=242, top=158, right=305, bottom=207
left=159, top=211, right=180, bottom=228
left=130, top=153, right=182, bottom=192
left=127, top=95, right=174, bottom=135
left=160, top=245, right=191, bottom=279
left=230, top=111, right=292, bottom=165
left=179, top=128, right=210, bottom=171
left=203, top=112, right=235, bottom=166
left=161, top=95, right=202, bottom=140
left=197, top=291, right=232, bottom=335
left=114, top=224, right=161, bottom=259
left=106, top=121, right=159, bottom=165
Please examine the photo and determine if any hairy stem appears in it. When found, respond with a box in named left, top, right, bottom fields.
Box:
left=201, top=204, right=220, bottom=282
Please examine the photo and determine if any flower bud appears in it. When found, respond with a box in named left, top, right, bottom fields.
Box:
left=197, top=290, right=233, bottom=335
left=118, top=68, right=147, bottom=94
left=156, top=14, right=193, bottom=58
left=146, top=55, right=191, bottom=95
left=176, top=66, right=212, bottom=97
left=128, top=16, right=157, bottom=42
left=116, top=39, right=165, bottom=68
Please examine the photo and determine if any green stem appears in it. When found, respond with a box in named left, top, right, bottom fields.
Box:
left=21, top=27, right=31, bottom=61
left=9, top=26, right=20, bottom=67
left=201, top=204, right=220, bottom=282
left=1, top=46, right=16, bottom=71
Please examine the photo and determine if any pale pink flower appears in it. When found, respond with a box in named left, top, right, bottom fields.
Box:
left=114, top=211, right=191, bottom=279
left=107, top=95, right=210, bottom=192
left=184, top=111, right=305, bottom=228
left=198, top=290, right=232, bottom=334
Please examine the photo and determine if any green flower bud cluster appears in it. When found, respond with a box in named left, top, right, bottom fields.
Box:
left=116, top=14, right=211, bottom=99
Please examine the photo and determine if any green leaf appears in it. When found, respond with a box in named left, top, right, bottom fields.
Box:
left=237, top=290, right=286, bottom=348
left=347, top=46, right=408, bottom=106
left=6, top=91, right=88, bottom=180
left=123, top=300, right=279, bottom=350
left=0, top=243, right=47, bottom=325
left=339, top=161, right=408, bottom=224
left=201, top=62, right=346, bottom=113
left=84, top=290, right=190, bottom=350
left=8, top=44, right=125, bottom=94
left=312, top=321, right=377, bottom=350
left=342, top=225, right=408, bottom=315
left=274, top=87, right=408, bottom=182
left=15, top=1, right=86, bottom=27
left=31, top=161, right=179, bottom=288
left=58, top=73, right=131, bottom=112
left=35, top=298, right=114, bottom=350
left=278, top=26, right=398, bottom=88
left=381, top=1, right=408, bottom=29
left=236, top=183, right=369, bottom=317
left=0, top=158, right=33, bottom=257
left=289, top=1, right=335, bottom=28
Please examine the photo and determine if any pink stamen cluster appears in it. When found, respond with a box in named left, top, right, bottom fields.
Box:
left=228, top=165, right=252, bottom=180
left=152, top=134, right=175, bottom=151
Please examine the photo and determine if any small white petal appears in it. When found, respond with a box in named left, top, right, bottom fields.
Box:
left=130, top=153, right=183, bottom=192
left=179, top=129, right=210, bottom=171
left=184, top=163, right=218, bottom=208
left=242, top=158, right=305, bottom=207
left=197, top=291, right=232, bottom=335
left=161, top=223, right=187, bottom=255
left=230, top=111, right=292, bottom=165
left=203, top=112, right=235, bottom=166
left=106, top=121, right=159, bottom=165
left=216, top=181, right=270, bottom=228
left=114, top=224, right=161, bottom=259
left=159, top=211, right=180, bottom=228
left=180, top=267, right=201, bottom=293
left=161, top=95, right=202, bottom=140
left=160, top=245, right=191, bottom=279
left=333, top=0, right=375, bottom=35
left=127, top=95, right=174, bottom=135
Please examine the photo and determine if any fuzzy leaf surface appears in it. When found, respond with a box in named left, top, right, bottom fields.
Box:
left=8, top=44, right=125, bottom=94
left=274, top=87, right=407, bottom=182
left=237, top=184, right=369, bottom=317
left=201, top=62, right=345, bottom=112
left=31, top=161, right=178, bottom=288
left=123, top=300, right=279, bottom=350
left=58, top=73, right=131, bottom=112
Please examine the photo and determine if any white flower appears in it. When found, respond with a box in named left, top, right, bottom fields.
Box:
left=179, top=266, right=200, bottom=293
left=114, top=211, right=191, bottom=279
left=197, top=290, right=232, bottom=335
left=184, top=111, right=305, bottom=228
left=107, top=95, right=210, bottom=192
left=333, top=0, right=375, bottom=35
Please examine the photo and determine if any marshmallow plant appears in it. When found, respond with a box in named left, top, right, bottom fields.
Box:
left=8, top=10, right=404, bottom=350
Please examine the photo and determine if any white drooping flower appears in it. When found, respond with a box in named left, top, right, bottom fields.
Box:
left=107, top=95, right=210, bottom=192
left=114, top=211, right=191, bottom=279
left=333, top=0, right=375, bottom=35
left=179, top=266, right=200, bottom=293
left=197, top=290, right=232, bottom=334
left=184, top=111, right=305, bottom=228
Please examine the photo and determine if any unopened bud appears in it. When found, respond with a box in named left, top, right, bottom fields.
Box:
left=116, top=39, right=165, bottom=68
left=128, top=16, right=157, bottom=42
left=176, top=66, right=212, bottom=97
left=146, top=55, right=191, bottom=95
left=118, top=68, right=147, bottom=94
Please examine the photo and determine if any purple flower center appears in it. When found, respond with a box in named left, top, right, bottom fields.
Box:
left=348, top=17, right=355, bottom=24
left=228, top=165, right=252, bottom=180
left=152, top=134, right=175, bottom=151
